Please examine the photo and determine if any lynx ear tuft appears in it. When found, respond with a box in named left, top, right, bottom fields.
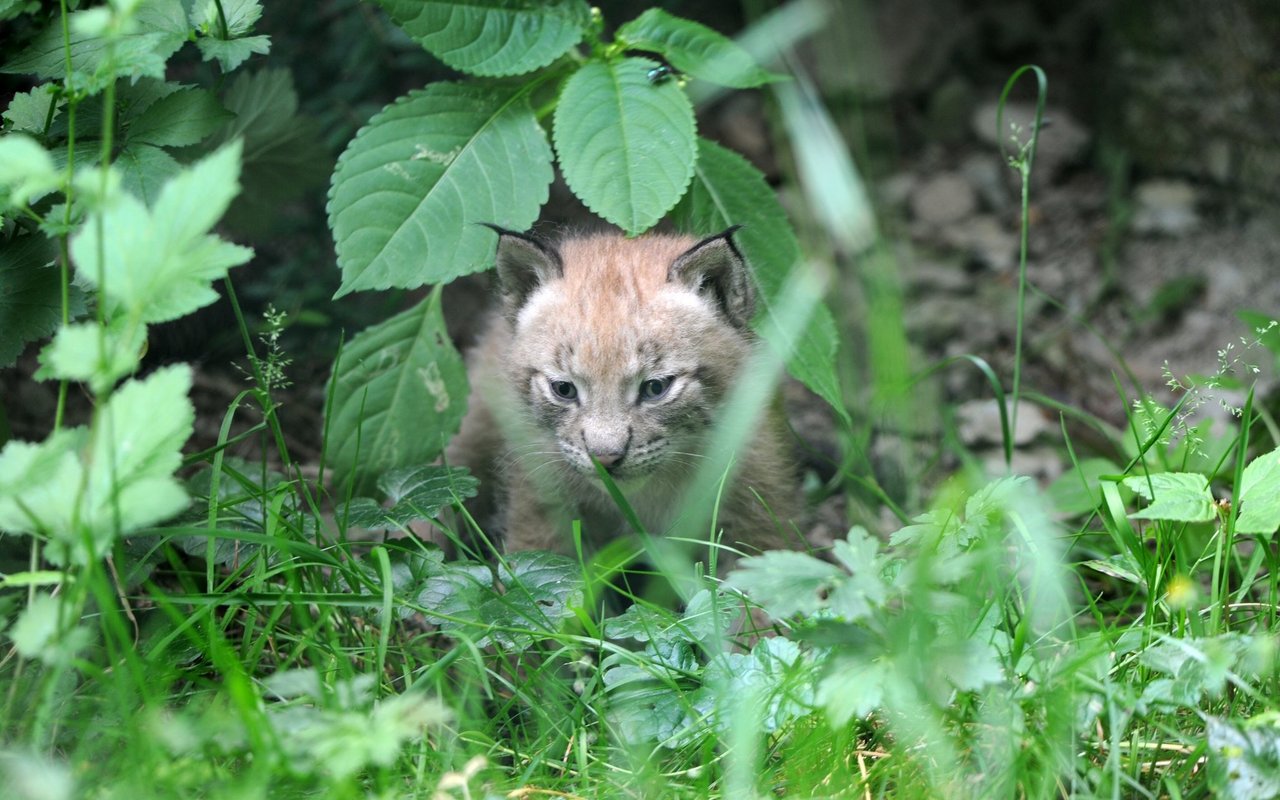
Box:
left=668, top=226, right=756, bottom=330
left=483, top=224, right=563, bottom=318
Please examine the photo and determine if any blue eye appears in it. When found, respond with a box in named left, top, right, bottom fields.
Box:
left=639, top=377, right=673, bottom=401
left=550, top=379, right=578, bottom=400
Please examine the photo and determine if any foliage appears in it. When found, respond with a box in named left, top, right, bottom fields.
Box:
left=1, top=2, right=1278, bottom=799
left=322, top=0, right=840, bottom=491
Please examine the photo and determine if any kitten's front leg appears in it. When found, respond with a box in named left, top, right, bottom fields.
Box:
left=502, top=481, right=576, bottom=554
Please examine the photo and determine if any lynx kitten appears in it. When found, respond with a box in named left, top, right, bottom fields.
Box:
left=446, top=228, right=799, bottom=557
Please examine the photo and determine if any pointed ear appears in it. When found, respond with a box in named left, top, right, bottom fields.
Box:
left=668, top=227, right=756, bottom=330
left=483, top=224, right=562, bottom=318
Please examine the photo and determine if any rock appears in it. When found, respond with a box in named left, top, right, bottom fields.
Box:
left=877, top=171, right=917, bottom=211
left=1205, top=260, right=1249, bottom=312
left=980, top=447, right=1066, bottom=483
left=956, top=399, right=1051, bottom=447
left=910, top=172, right=977, bottom=225
left=1131, top=179, right=1200, bottom=236
left=904, top=296, right=976, bottom=348
left=971, top=100, right=1090, bottom=179
left=939, top=214, right=1017, bottom=272
left=903, top=258, right=973, bottom=294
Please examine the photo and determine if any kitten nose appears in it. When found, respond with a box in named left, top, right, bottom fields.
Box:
left=589, top=448, right=625, bottom=470
left=593, top=450, right=624, bottom=468
left=583, top=430, right=628, bottom=471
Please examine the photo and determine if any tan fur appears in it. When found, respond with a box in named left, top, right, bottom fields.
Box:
left=445, top=231, right=801, bottom=561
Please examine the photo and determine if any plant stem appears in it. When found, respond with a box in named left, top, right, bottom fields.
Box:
left=996, top=65, right=1047, bottom=470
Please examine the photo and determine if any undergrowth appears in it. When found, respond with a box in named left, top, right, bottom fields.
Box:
left=0, top=2, right=1278, bottom=799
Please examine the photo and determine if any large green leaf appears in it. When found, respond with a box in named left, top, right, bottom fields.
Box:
left=70, top=141, right=253, bottom=323
left=125, top=87, right=232, bottom=147
left=553, top=57, right=696, bottom=235
left=1, top=0, right=188, bottom=94
left=328, top=83, right=552, bottom=296
left=345, top=464, right=479, bottom=529
left=1207, top=715, right=1280, bottom=799
left=670, top=137, right=846, bottom=422
left=115, top=144, right=182, bottom=206
left=816, top=655, right=884, bottom=726
left=1236, top=446, right=1280, bottom=535
left=0, top=234, right=84, bottom=368
left=1123, top=472, right=1216, bottom=523
left=615, top=8, right=781, bottom=89
left=378, top=0, right=590, bottom=77
left=85, top=364, right=194, bottom=535
left=191, top=0, right=271, bottom=71
left=0, top=365, right=194, bottom=565
left=418, top=551, right=583, bottom=648
left=726, top=527, right=886, bottom=622
left=2, top=84, right=60, bottom=133
left=36, top=318, right=146, bottom=394
left=0, top=134, right=62, bottom=209
left=326, top=288, right=469, bottom=495
left=724, top=550, right=844, bottom=619
left=209, top=69, right=330, bottom=235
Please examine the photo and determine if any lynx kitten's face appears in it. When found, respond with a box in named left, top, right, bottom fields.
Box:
left=495, top=231, right=756, bottom=486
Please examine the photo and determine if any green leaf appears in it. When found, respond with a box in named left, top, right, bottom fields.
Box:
left=190, top=0, right=270, bottom=70
left=0, top=234, right=85, bottom=368
left=0, top=430, right=85, bottom=543
left=209, top=69, right=330, bottom=234
left=553, top=57, right=696, bottom=235
left=326, top=288, right=469, bottom=495
left=0, top=366, right=193, bottom=564
left=10, top=594, right=57, bottom=654
left=3, top=84, right=61, bottom=133
left=191, top=0, right=262, bottom=36
left=701, top=637, right=815, bottom=735
left=36, top=318, right=146, bottom=394
left=115, top=144, right=181, bottom=205
left=1123, top=472, right=1216, bottom=523
left=1047, top=458, right=1118, bottom=517
left=774, top=74, right=876, bottom=255
left=1207, top=716, right=1280, bottom=800
left=827, top=526, right=888, bottom=620
left=10, top=593, right=89, bottom=666
left=1082, top=553, right=1144, bottom=585
left=378, top=0, right=591, bottom=77
left=725, top=550, right=844, bottom=619
left=70, top=141, right=253, bottom=323
left=0, top=134, right=61, bottom=209
left=616, top=8, right=781, bottom=89
left=82, top=364, right=194, bottom=546
left=195, top=35, right=271, bottom=72
left=934, top=637, right=1005, bottom=692
left=346, top=465, right=478, bottom=529
left=2, top=0, right=188, bottom=94
left=329, top=82, right=552, bottom=295
left=116, top=76, right=183, bottom=121
left=669, top=137, right=846, bottom=422
left=601, top=639, right=702, bottom=746
left=817, top=655, right=888, bottom=725
left=418, top=552, right=583, bottom=648
left=125, top=88, right=232, bottom=147
left=0, top=0, right=36, bottom=21
left=1237, top=446, right=1280, bottom=535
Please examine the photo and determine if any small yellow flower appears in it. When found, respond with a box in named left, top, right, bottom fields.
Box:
left=1165, top=574, right=1198, bottom=610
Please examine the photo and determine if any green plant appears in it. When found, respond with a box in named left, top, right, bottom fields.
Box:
left=2, top=2, right=1279, bottom=798
left=322, top=0, right=847, bottom=495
